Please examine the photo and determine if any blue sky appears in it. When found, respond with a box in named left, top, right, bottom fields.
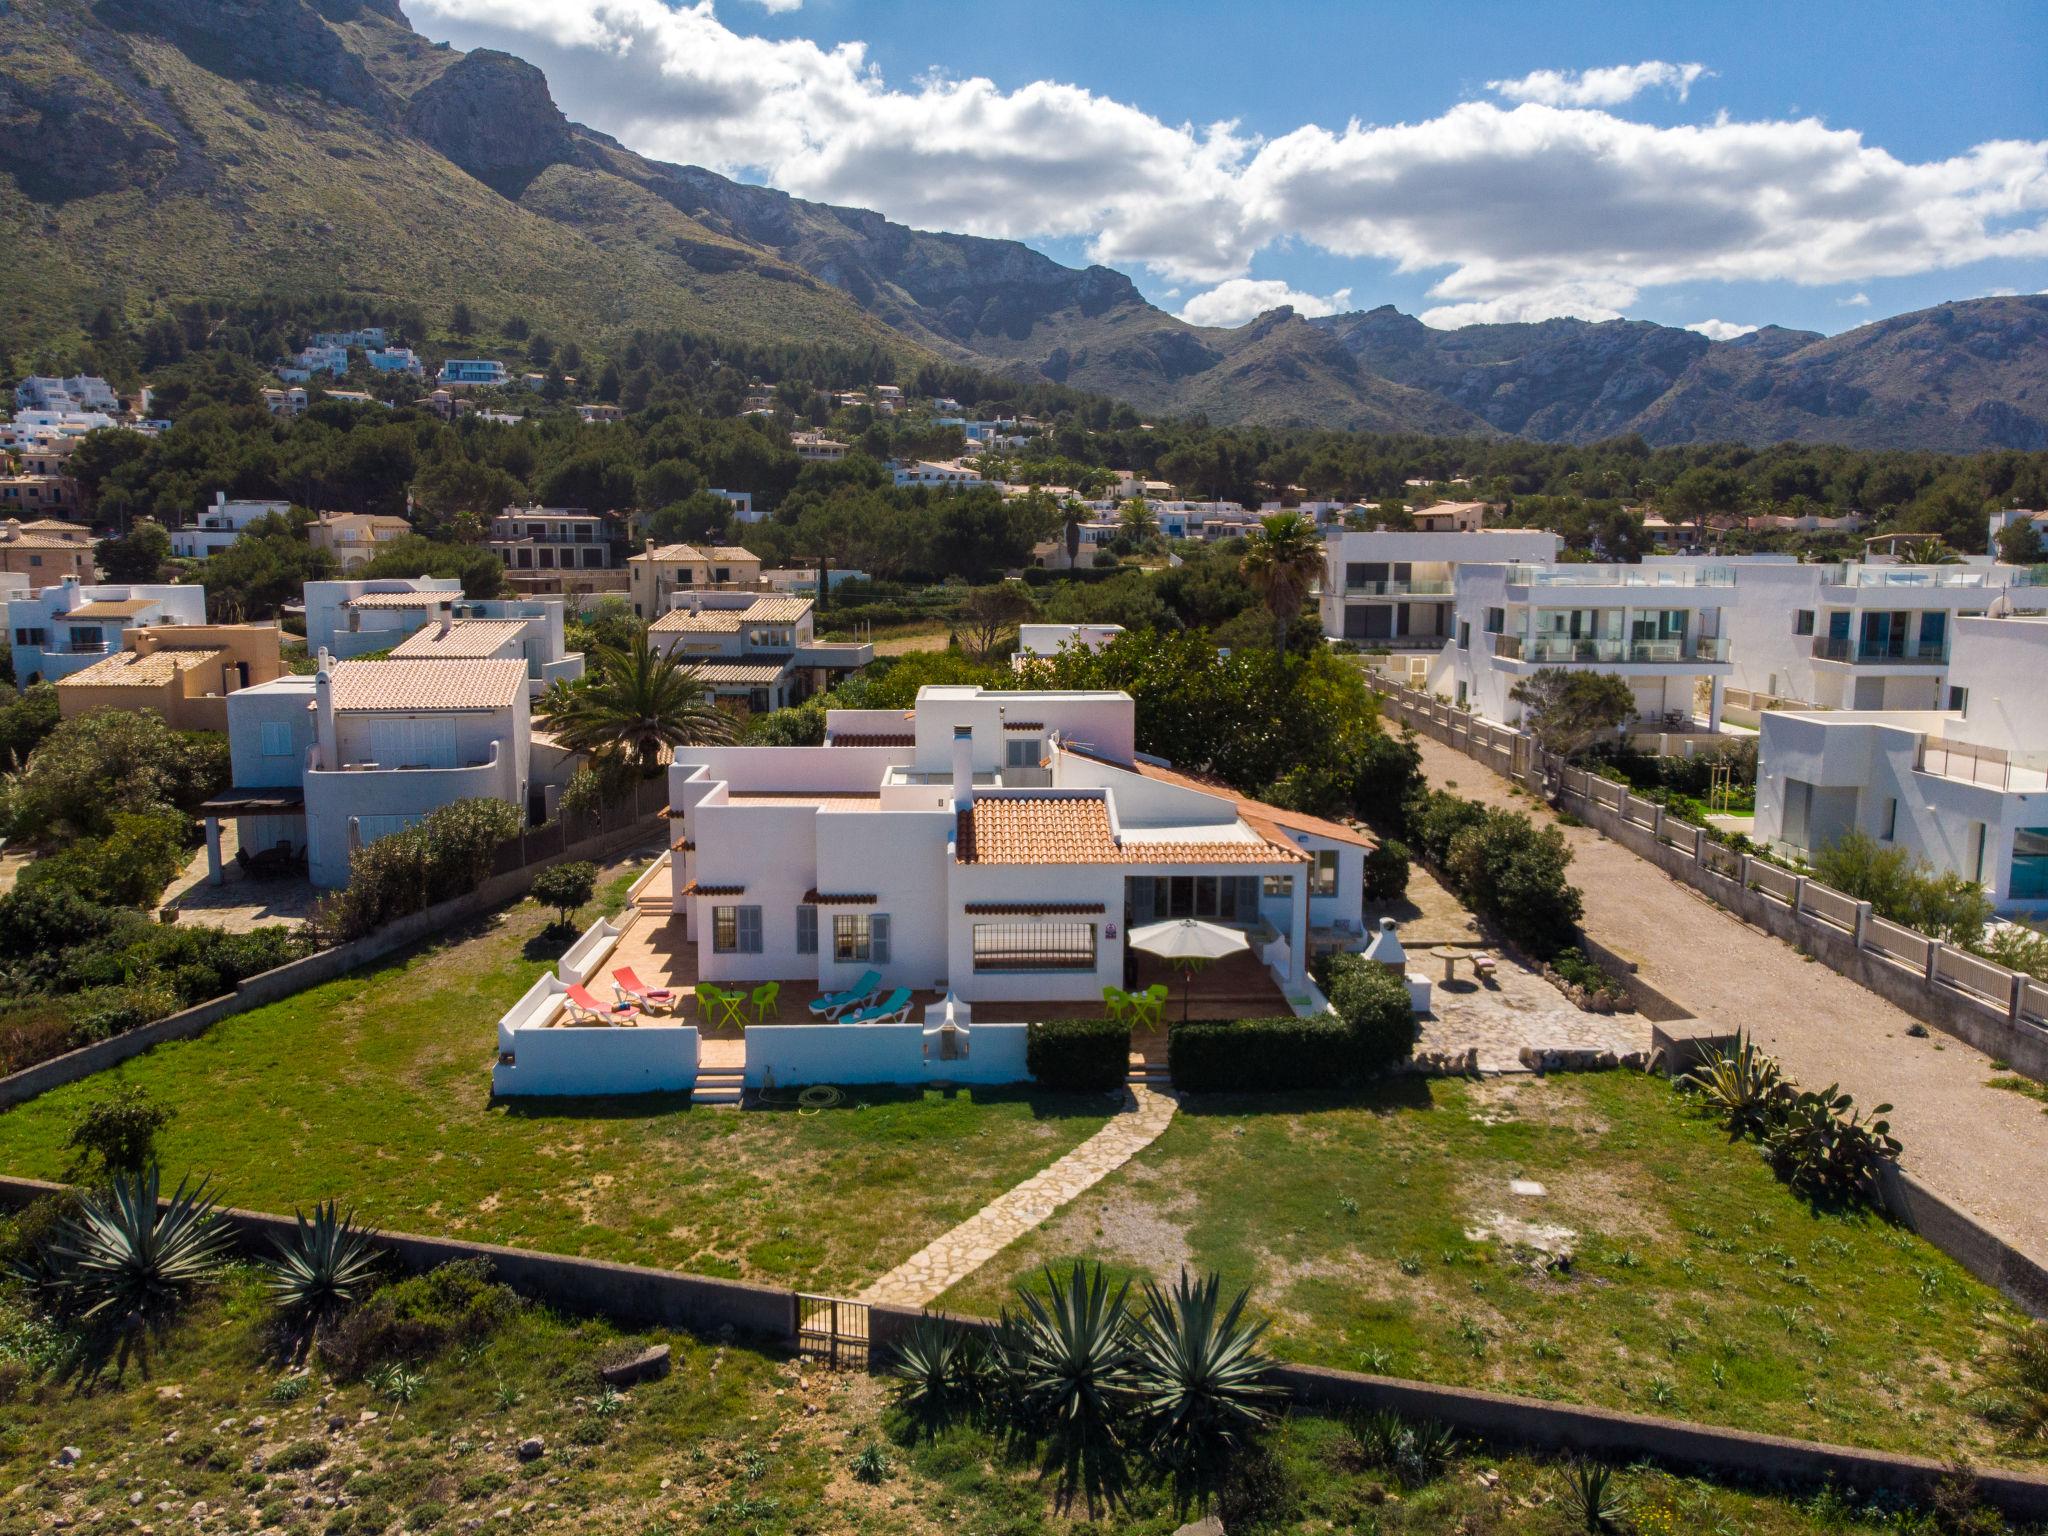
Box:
left=406, top=0, right=2048, bottom=336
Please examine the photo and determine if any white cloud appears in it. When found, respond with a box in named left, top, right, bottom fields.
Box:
left=1686, top=318, right=1759, bottom=340
left=406, top=1, right=2048, bottom=320
left=1178, top=278, right=1353, bottom=327
left=1487, top=61, right=1709, bottom=108
left=1840, top=291, right=1872, bottom=306
left=750, top=0, right=801, bottom=11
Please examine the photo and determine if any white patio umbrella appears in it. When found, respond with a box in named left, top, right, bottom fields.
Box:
left=1127, top=918, right=1249, bottom=1021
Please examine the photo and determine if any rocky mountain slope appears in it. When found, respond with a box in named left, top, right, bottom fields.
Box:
left=2, top=0, right=2044, bottom=449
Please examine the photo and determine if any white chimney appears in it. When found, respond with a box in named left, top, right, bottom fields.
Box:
left=951, top=724, right=974, bottom=808
left=314, top=647, right=337, bottom=771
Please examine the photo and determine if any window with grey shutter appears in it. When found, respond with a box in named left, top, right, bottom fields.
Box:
left=737, top=906, right=763, bottom=953
left=871, top=913, right=890, bottom=964
left=796, top=905, right=817, bottom=954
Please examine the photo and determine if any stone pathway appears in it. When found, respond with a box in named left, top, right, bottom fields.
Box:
left=1418, top=959, right=1650, bottom=1073
left=857, top=1084, right=1181, bottom=1308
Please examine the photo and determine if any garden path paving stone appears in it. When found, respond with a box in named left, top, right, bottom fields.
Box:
left=856, top=1084, right=1180, bottom=1308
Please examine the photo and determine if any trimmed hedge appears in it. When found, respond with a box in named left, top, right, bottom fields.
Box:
left=1026, top=1017, right=1131, bottom=1091
left=1324, top=953, right=1420, bottom=1073
left=1168, top=1015, right=1359, bottom=1093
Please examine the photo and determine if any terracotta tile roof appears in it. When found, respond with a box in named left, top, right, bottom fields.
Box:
left=63, top=598, right=157, bottom=618
left=955, top=793, right=1297, bottom=866
left=692, top=661, right=791, bottom=686
left=0, top=534, right=91, bottom=551
left=724, top=791, right=880, bottom=812
left=829, top=732, right=914, bottom=747
left=636, top=543, right=708, bottom=563
left=708, top=546, right=758, bottom=561
left=742, top=595, right=810, bottom=622
left=684, top=882, right=746, bottom=897
left=650, top=609, right=744, bottom=635
left=57, top=647, right=221, bottom=688
left=803, top=889, right=877, bottom=905
left=390, top=619, right=529, bottom=659
left=962, top=901, right=1107, bottom=915
left=328, top=658, right=526, bottom=711
left=342, top=591, right=457, bottom=609
left=1062, top=745, right=1375, bottom=851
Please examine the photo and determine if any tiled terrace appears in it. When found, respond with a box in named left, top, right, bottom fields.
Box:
left=586, top=905, right=1293, bottom=1072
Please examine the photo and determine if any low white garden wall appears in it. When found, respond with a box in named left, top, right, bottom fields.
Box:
left=493, top=1022, right=698, bottom=1097
left=745, top=1020, right=1031, bottom=1088
left=557, top=917, right=623, bottom=986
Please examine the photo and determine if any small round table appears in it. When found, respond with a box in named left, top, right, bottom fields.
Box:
left=1431, top=946, right=1464, bottom=982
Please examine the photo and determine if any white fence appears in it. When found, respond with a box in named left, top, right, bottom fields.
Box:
left=1372, top=678, right=2048, bottom=1062
left=492, top=1021, right=699, bottom=1097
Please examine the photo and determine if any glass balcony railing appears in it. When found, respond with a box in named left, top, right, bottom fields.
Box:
left=1822, top=564, right=2004, bottom=589
left=1504, top=564, right=1735, bottom=588
left=1343, top=579, right=1454, bottom=597
left=1809, top=636, right=1949, bottom=665
left=1495, top=634, right=1722, bottom=664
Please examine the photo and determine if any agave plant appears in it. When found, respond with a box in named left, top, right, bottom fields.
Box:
left=43, top=1165, right=233, bottom=1367
left=1557, top=1456, right=1629, bottom=1533
left=1130, top=1269, right=1285, bottom=1479
left=1351, top=1407, right=1458, bottom=1487
left=1005, top=1262, right=1138, bottom=1509
left=888, top=1314, right=967, bottom=1426
left=262, top=1200, right=381, bottom=1333
left=1681, top=1032, right=1789, bottom=1140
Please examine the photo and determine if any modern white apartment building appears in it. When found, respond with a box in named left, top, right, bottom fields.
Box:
left=438, top=360, right=509, bottom=388
left=205, top=654, right=532, bottom=889
left=893, top=460, right=983, bottom=489
left=1640, top=556, right=2048, bottom=718
left=1754, top=615, right=2048, bottom=910
left=14, top=376, right=119, bottom=414
left=1013, top=623, right=1125, bottom=671
left=170, top=493, right=291, bottom=559
left=667, top=686, right=1371, bottom=1006
left=1424, top=561, right=1736, bottom=730
left=302, top=577, right=463, bottom=659
left=1319, top=528, right=1559, bottom=648
left=8, top=580, right=208, bottom=686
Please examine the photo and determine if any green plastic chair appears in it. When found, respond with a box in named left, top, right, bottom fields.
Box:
left=1130, top=983, right=1170, bottom=1029
left=695, top=983, right=747, bottom=1029
left=750, top=981, right=781, bottom=1025
left=1101, top=985, right=1130, bottom=1023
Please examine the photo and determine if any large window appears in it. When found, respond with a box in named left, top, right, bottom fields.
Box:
left=2012, top=828, right=2048, bottom=902
left=1132, top=875, right=1259, bottom=923
left=972, top=922, right=1097, bottom=973
left=833, top=913, right=890, bottom=963
left=1310, top=850, right=1340, bottom=899
left=713, top=905, right=762, bottom=954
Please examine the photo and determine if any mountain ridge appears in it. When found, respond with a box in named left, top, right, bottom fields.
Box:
left=1, top=0, right=2044, bottom=450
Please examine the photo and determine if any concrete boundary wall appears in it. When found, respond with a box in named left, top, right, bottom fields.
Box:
left=1373, top=682, right=2048, bottom=1082
left=0, top=814, right=665, bottom=1112
left=2, top=1171, right=2042, bottom=1520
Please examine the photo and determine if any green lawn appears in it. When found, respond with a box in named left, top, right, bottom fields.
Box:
left=0, top=1266, right=1968, bottom=1536
left=0, top=891, right=1111, bottom=1295
left=943, top=1072, right=2038, bottom=1467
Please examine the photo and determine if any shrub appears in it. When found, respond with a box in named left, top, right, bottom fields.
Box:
left=1216, top=1439, right=1295, bottom=1530
left=312, top=799, right=524, bottom=942
left=318, top=1259, right=518, bottom=1379
left=1813, top=830, right=1993, bottom=949
left=529, top=862, right=597, bottom=926
left=557, top=754, right=639, bottom=819
left=1324, top=955, right=1419, bottom=1072
left=267, top=1440, right=328, bottom=1472
left=1361, top=838, right=1410, bottom=903
left=1446, top=810, right=1583, bottom=960
left=16, top=808, right=192, bottom=908
left=1350, top=730, right=1423, bottom=828
left=63, top=1084, right=173, bottom=1182
left=1405, top=788, right=1489, bottom=867
left=1169, top=1016, right=1359, bottom=1093
left=1026, top=1018, right=1131, bottom=1092
left=1763, top=1085, right=1900, bottom=1206
left=1, top=711, right=228, bottom=844
left=1549, top=947, right=1627, bottom=1005
left=62, top=981, right=182, bottom=1044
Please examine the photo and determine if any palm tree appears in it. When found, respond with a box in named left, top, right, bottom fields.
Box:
left=537, top=633, right=735, bottom=771
left=1060, top=497, right=1089, bottom=568
left=1241, top=511, right=1323, bottom=654
left=1896, top=537, right=1959, bottom=565
left=1118, top=497, right=1160, bottom=546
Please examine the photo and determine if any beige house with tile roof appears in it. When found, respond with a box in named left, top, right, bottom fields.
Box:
left=647, top=590, right=870, bottom=713
left=55, top=622, right=283, bottom=732
left=0, top=519, right=93, bottom=584
left=626, top=542, right=764, bottom=620
left=307, top=512, right=412, bottom=571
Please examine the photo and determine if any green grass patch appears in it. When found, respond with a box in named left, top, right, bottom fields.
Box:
left=0, top=894, right=1111, bottom=1294
left=942, top=1071, right=2033, bottom=1465
left=1989, top=1073, right=2048, bottom=1114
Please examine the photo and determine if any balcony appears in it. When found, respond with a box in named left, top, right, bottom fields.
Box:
left=1504, top=564, right=1734, bottom=588
left=1822, top=565, right=2005, bottom=590
left=1917, top=737, right=2048, bottom=793
left=1809, top=636, right=1949, bottom=666
left=46, top=640, right=111, bottom=656
left=1493, top=633, right=1723, bottom=665
left=1343, top=579, right=1454, bottom=597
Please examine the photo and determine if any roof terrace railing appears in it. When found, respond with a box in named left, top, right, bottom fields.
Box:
left=1503, top=564, right=1734, bottom=588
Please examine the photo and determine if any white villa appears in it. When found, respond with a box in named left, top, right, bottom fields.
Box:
left=647, top=591, right=871, bottom=712
left=8, top=580, right=209, bottom=687
left=204, top=653, right=533, bottom=888
left=1424, top=561, right=1737, bottom=733
left=665, top=685, right=1373, bottom=1008
left=1755, top=614, right=2048, bottom=911
left=1319, top=528, right=1559, bottom=649
left=170, top=492, right=291, bottom=559
left=304, top=577, right=464, bottom=659
left=301, top=577, right=581, bottom=690
left=1013, top=623, right=1124, bottom=671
